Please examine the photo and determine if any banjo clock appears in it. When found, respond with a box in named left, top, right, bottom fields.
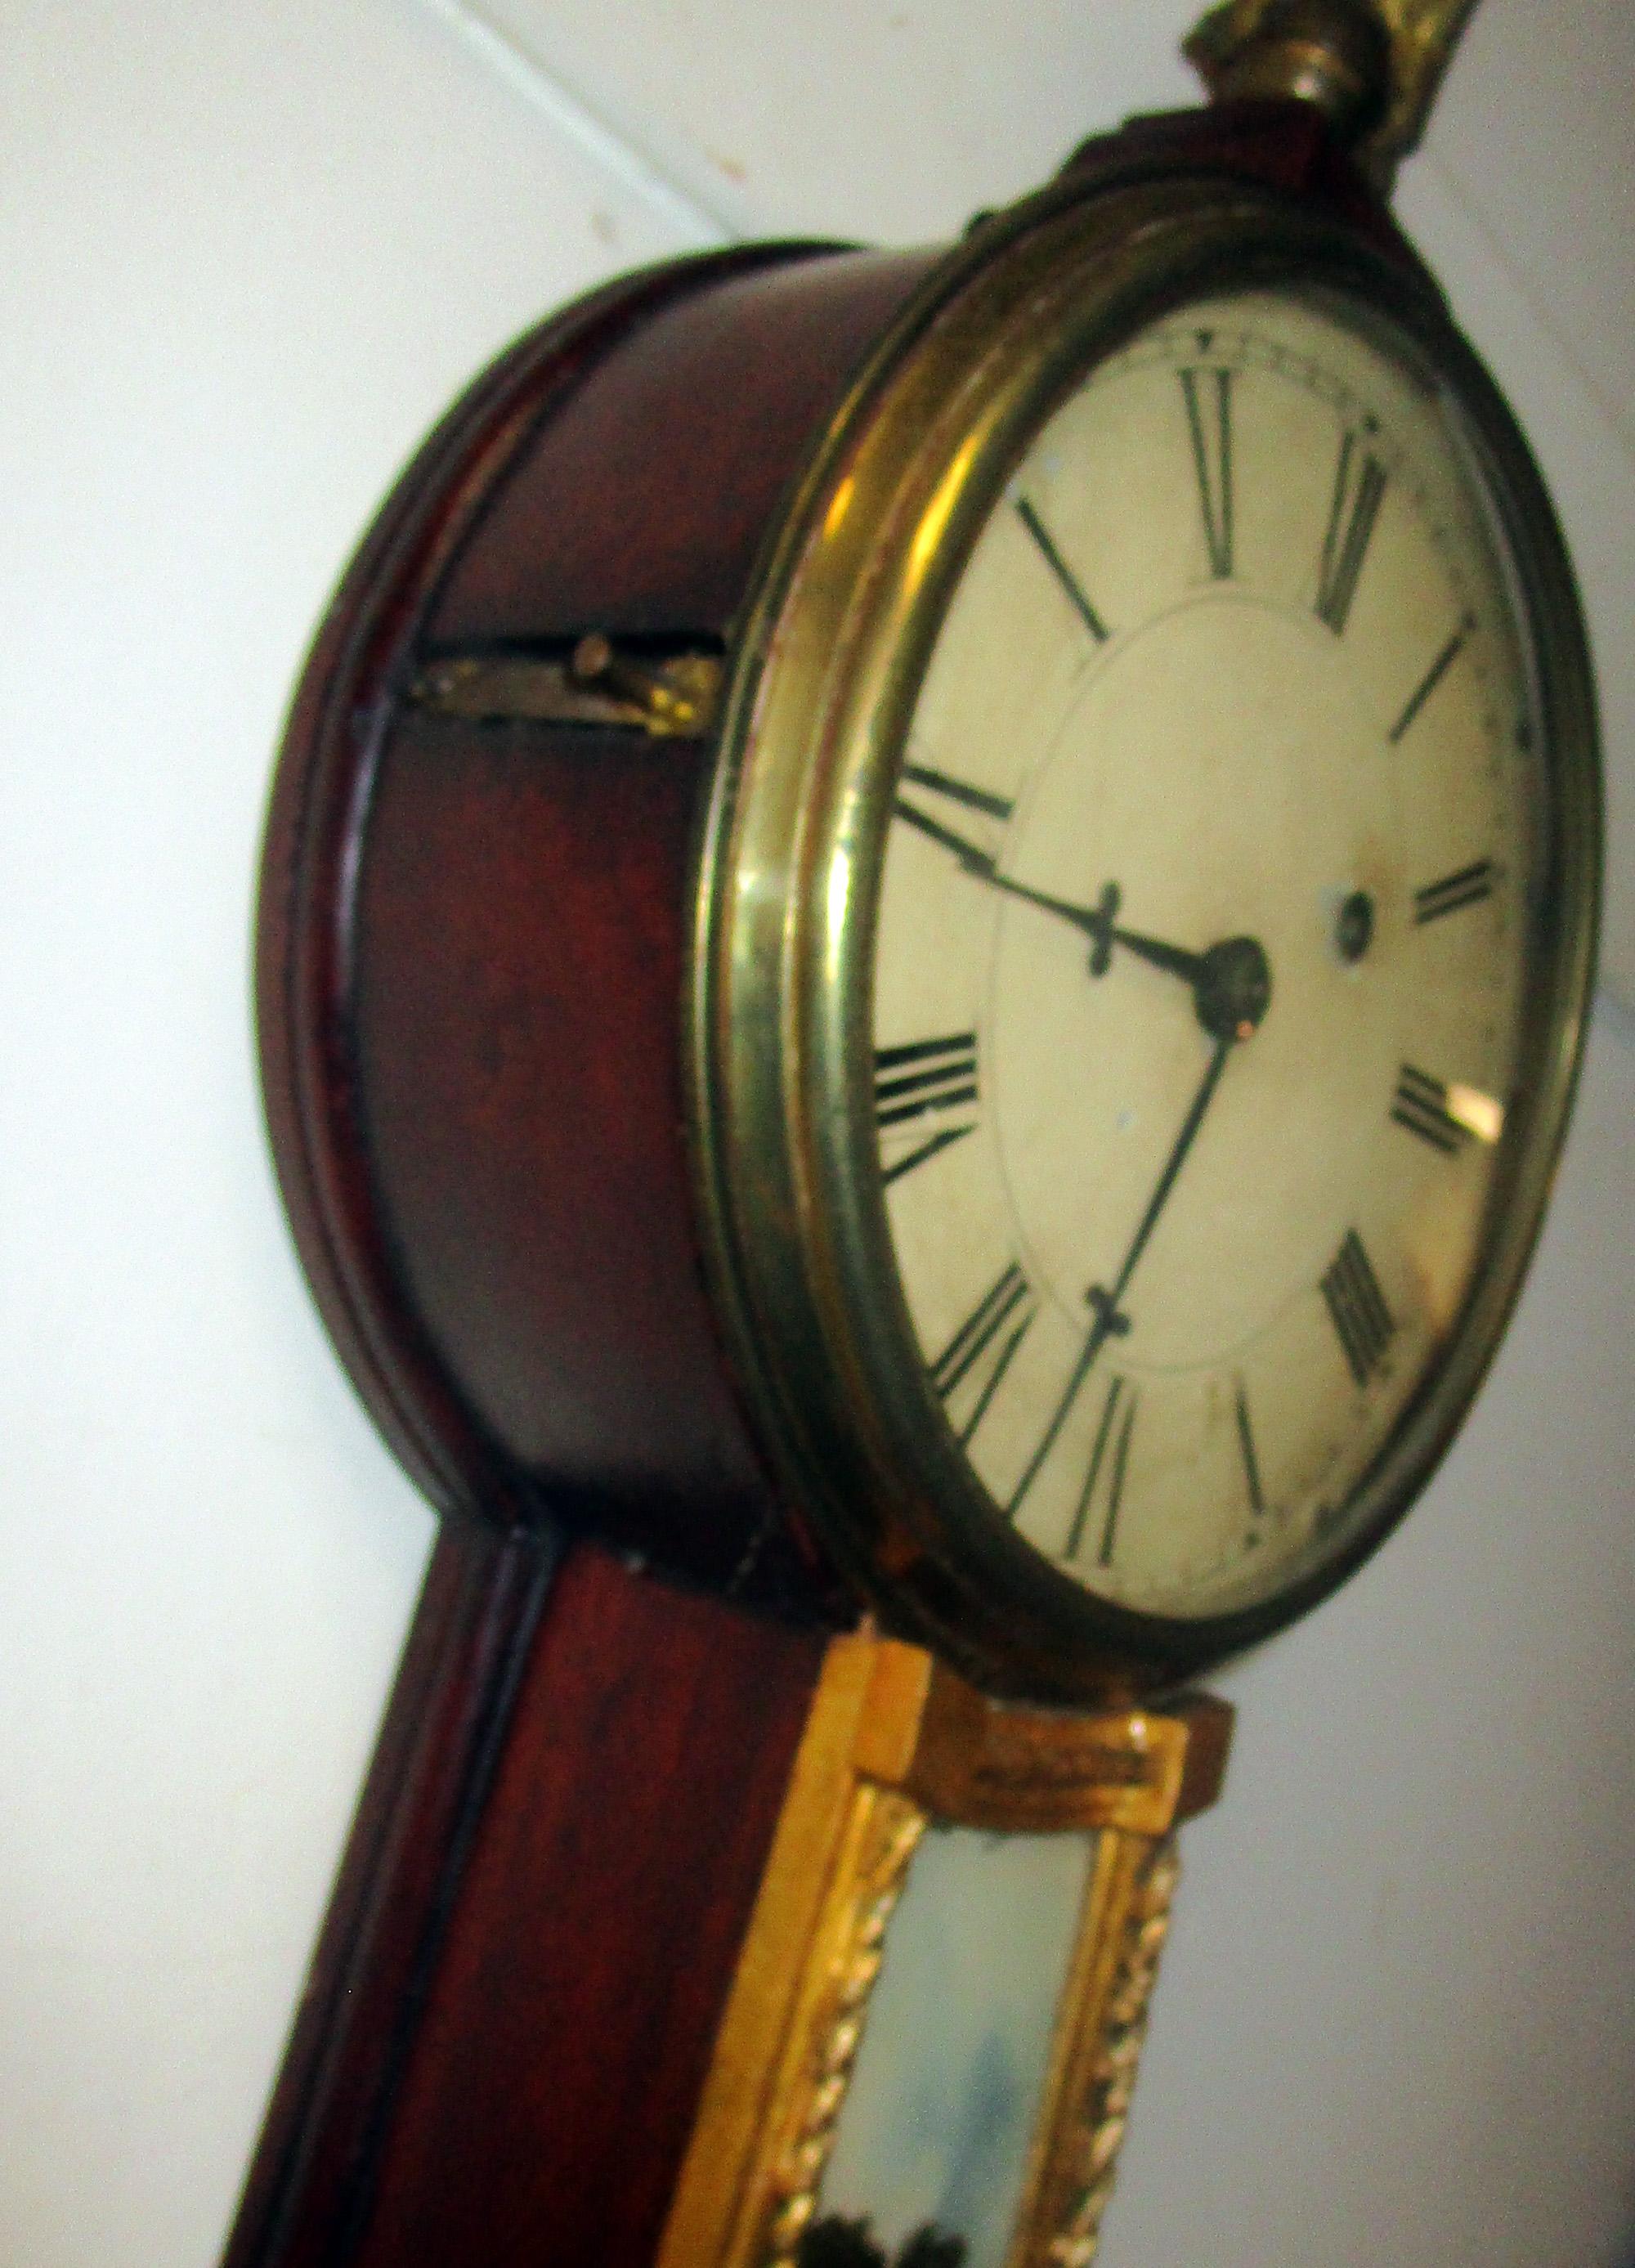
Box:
left=231, top=2, right=1600, bottom=2263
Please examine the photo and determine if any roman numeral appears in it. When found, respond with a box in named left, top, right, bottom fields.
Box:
left=893, top=796, right=997, bottom=881
left=875, top=1033, right=977, bottom=1127
left=1015, top=497, right=1109, bottom=642
left=1388, top=619, right=1472, bottom=745
left=880, top=1123, right=974, bottom=1185
left=898, top=763, right=1013, bottom=822
left=1392, top=1065, right=1472, bottom=1155
left=1414, top=859, right=1496, bottom=924
left=1320, top=1230, right=1396, bottom=1388
left=894, top=760, right=1012, bottom=885
left=1234, top=1378, right=1265, bottom=1518
left=876, top=1033, right=979, bottom=1184
left=1064, top=1375, right=1138, bottom=1565
left=929, top=1262, right=1037, bottom=1444
left=1316, top=432, right=1387, bottom=633
left=1180, top=367, right=1234, bottom=579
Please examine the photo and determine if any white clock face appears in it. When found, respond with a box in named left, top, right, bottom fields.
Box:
left=871, top=288, right=1539, bottom=1620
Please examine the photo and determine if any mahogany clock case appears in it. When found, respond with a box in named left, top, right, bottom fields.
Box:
left=256, top=100, right=1599, bottom=1702
left=255, top=233, right=932, bottom=1621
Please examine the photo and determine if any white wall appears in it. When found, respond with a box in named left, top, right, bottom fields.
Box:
left=0, top=5, right=1629, bottom=2265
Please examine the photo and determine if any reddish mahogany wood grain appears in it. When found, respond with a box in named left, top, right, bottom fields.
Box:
left=353, top=1544, right=823, bottom=2268
left=224, top=1530, right=825, bottom=2268
left=256, top=248, right=803, bottom=1526
left=258, top=241, right=935, bottom=1603
left=352, top=716, right=791, bottom=1588
left=426, top=249, right=935, bottom=645
left=223, top=1520, right=560, bottom=2268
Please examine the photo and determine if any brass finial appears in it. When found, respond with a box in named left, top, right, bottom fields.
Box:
left=1184, top=0, right=1483, bottom=190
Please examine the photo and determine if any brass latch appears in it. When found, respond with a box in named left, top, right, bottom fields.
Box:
left=413, top=634, right=725, bottom=740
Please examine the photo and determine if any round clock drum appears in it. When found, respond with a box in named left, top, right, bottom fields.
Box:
left=258, top=97, right=1597, bottom=1714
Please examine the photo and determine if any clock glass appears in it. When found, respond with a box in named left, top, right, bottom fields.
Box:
left=698, top=182, right=1597, bottom=1688
left=871, top=286, right=1541, bottom=1620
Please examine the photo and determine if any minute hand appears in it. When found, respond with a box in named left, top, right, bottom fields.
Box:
left=1008, top=1032, right=1234, bottom=1515
left=894, top=800, right=1206, bottom=986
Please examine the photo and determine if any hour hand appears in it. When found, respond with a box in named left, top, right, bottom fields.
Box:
left=895, top=796, right=1118, bottom=944
left=894, top=795, right=1212, bottom=995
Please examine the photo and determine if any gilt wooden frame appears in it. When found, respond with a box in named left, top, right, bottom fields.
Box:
left=657, top=1636, right=1231, bottom=2268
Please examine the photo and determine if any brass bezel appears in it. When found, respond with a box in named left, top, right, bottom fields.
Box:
left=690, top=169, right=1601, bottom=1702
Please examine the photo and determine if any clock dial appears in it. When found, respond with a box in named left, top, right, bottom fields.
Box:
left=872, top=289, right=1539, bottom=1620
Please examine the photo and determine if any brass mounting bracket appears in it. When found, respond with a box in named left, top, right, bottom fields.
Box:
left=413, top=634, right=724, bottom=738
left=1185, top=0, right=1482, bottom=190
